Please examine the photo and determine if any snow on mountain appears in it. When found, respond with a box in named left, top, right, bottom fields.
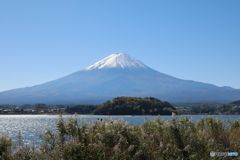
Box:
left=81, top=53, right=148, bottom=71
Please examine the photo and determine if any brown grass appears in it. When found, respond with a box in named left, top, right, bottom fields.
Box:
left=1, top=116, right=240, bottom=159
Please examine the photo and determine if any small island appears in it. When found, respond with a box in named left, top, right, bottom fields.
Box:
left=93, top=96, right=176, bottom=115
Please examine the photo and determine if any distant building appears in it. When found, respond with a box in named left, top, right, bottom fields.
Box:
left=3, top=110, right=10, bottom=113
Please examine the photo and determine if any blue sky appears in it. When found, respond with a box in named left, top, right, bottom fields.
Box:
left=1, top=0, right=240, bottom=92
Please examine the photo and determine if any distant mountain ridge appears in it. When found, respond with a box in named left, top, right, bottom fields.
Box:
left=0, top=53, right=239, bottom=105
left=227, top=100, right=240, bottom=106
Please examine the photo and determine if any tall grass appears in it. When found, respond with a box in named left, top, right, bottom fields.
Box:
left=1, top=116, right=240, bottom=159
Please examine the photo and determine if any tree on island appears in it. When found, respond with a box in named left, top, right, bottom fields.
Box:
left=93, top=96, right=176, bottom=115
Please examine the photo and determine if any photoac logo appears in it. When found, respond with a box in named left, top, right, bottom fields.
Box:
left=210, top=151, right=215, bottom=157
left=210, top=151, right=238, bottom=157
left=228, top=152, right=239, bottom=156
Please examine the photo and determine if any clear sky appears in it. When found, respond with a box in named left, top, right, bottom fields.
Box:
left=1, top=0, right=240, bottom=92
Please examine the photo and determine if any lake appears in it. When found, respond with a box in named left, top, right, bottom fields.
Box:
left=0, top=114, right=239, bottom=147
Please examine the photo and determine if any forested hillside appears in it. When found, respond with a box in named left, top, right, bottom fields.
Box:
left=93, top=97, right=176, bottom=115
left=228, top=100, right=240, bottom=106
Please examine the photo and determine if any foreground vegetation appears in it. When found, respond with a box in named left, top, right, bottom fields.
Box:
left=1, top=116, right=240, bottom=159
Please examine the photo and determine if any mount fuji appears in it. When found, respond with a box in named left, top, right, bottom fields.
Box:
left=0, top=53, right=240, bottom=105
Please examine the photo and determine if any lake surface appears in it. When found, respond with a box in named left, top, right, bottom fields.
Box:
left=0, top=115, right=239, bottom=147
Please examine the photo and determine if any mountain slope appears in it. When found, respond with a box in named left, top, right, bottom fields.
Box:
left=0, top=53, right=239, bottom=104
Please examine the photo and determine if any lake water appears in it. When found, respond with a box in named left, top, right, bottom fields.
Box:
left=0, top=115, right=239, bottom=147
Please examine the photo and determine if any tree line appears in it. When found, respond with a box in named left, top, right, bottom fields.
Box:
left=65, top=105, right=98, bottom=114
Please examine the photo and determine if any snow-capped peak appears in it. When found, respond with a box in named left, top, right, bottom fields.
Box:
left=81, top=53, right=148, bottom=71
